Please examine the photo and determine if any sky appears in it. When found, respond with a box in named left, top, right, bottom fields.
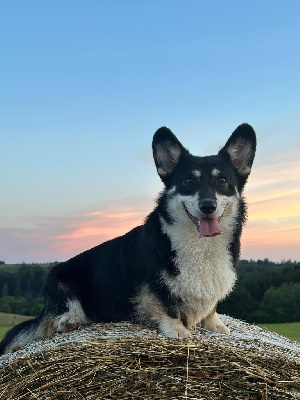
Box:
left=0, top=1, right=299, bottom=263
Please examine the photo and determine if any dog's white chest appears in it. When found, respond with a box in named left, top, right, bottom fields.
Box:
left=161, top=219, right=236, bottom=306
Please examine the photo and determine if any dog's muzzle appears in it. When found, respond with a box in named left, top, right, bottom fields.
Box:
left=183, top=203, right=223, bottom=238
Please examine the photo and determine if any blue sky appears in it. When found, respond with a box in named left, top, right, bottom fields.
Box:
left=1, top=1, right=299, bottom=263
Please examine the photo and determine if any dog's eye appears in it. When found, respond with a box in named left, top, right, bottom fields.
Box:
left=217, top=177, right=227, bottom=185
left=183, top=177, right=195, bottom=187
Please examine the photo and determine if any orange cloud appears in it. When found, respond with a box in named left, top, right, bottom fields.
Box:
left=55, top=212, right=144, bottom=241
left=248, top=191, right=300, bottom=221
left=240, top=156, right=300, bottom=260
left=50, top=198, right=155, bottom=259
left=243, top=218, right=300, bottom=245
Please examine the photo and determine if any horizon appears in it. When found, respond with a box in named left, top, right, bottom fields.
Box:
left=1, top=258, right=298, bottom=266
left=1, top=2, right=299, bottom=263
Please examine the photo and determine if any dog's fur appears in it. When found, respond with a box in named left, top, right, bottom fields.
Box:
left=0, top=123, right=256, bottom=354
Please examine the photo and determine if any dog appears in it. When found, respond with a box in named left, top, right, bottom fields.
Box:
left=0, top=123, right=256, bottom=354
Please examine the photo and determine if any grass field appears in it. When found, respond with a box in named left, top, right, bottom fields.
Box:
left=0, top=313, right=299, bottom=342
left=0, top=312, right=33, bottom=341
left=256, top=322, right=300, bottom=342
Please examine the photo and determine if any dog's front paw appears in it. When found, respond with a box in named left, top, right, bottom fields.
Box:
left=159, top=318, right=192, bottom=339
left=201, top=312, right=230, bottom=335
left=203, top=321, right=230, bottom=335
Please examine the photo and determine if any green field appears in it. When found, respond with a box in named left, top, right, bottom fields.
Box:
left=256, top=322, right=300, bottom=342
left=0, top=312, right=33, bottom=340
left=0, top=313, right=299, bottom=342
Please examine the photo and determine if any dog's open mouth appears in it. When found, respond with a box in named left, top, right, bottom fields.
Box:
left=183, top=204, right=223, bottom=237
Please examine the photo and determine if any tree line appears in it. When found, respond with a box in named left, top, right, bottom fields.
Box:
left=218, top=259, right=300, bottom=323
left=0, top=263, right=54, bottom=316
left=0, top=259, right=299, bottom=323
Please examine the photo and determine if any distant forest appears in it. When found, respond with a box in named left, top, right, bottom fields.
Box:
left=0, top=259, right=299, bottom=324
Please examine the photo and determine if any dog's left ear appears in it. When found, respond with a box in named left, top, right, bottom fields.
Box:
left=219, top=123, right=256, bottom=177
left=152, top=127, right=188, bottom=181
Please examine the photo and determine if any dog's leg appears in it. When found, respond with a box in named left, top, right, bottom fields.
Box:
left=37, top=298, right=89, bottom=339
left=40, top=277, right=90, bottom=337
left=38, top=299, right=89, bottom=339
left=201, top=311, right=230, bottom=334
left=133, top=284, right=192, bottom=338
left=37, top=300, right=89, bottom=344
left=56, top=298, right=89, bottom=333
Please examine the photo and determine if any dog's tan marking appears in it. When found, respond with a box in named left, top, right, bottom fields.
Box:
left=192, top=169, right=201, bottom=178
left=133, top=285, right=192, bottom=338
left=211, top=167, right=220, bottom=176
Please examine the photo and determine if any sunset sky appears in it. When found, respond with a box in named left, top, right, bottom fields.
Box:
left=1, top=1, right=299, bottom=263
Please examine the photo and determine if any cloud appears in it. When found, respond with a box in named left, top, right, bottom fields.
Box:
left=0, top=195, right=155, bottom=263
left=0, top=228, right=57, bottom=263
left=52, top=197, right=153, bottom=256
left=55, top=211, right=146, bottom=240
left=248, top=191, right=299, bottom=220
left=247, top=161, right=299, bottom=189
left=240, top=152, right=300, bottom=261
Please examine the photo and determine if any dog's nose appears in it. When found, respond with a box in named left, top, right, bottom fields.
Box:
left=199, top=199, right=217, bottom=215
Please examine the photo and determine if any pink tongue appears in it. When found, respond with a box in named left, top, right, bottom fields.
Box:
left=195, top=218, right=223, bottom=237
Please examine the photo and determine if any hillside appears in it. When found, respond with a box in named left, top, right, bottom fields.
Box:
left=0, top=312, right=33, bottom=325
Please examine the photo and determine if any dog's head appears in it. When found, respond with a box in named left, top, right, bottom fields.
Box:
left=152, top=123, right=256, bottom=237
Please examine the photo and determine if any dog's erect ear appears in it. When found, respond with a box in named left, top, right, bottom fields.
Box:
left=219, top=123, right=256, bottom=177
left=152, top=127, right=188, bottom=180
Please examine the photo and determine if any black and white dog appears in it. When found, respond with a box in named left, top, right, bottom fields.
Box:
left=0, top=123, right=256, bottom=354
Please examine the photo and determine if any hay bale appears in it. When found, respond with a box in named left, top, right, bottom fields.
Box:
left=0, top=316, right=299, bottom=399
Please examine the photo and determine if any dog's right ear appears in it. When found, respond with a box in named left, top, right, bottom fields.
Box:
left=152, top=127, right=188, bottom=181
